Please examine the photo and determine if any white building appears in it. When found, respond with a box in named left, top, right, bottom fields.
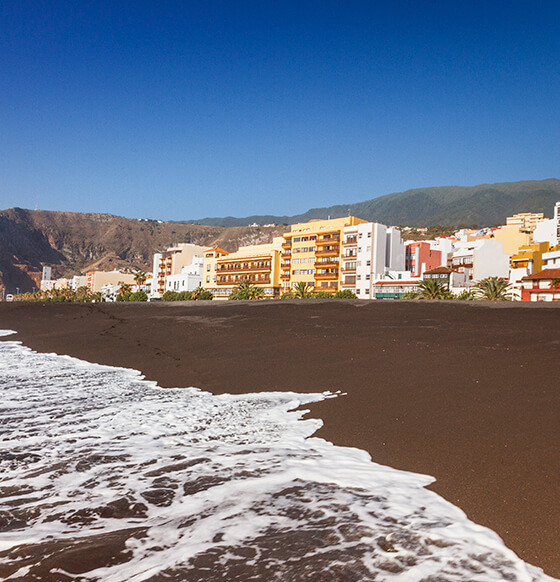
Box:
left=341, top=222, right=405, bottom=299
left=152, top=242, right=208, bottom=297
left=165, top=256, right=204, bottom=293
left=451, top=239, right=509, bottom=283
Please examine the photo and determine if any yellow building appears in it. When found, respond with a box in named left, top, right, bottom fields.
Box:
left=202, top=247, right=229, bottom=296
left=203, top=239, right=283, bottom=299
left=281, top=216, right=367, bottom=294
left=86, top=270, right=136, bottom=293
left=510, top=242, right=550, bottom=273
left=492, top=225, right=532, bottom=255
left=506, top=211, right=545, bottom=230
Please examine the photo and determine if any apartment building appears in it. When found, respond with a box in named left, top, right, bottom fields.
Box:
left=281, top=216, right=367, bottom=294
left=450, top=239, right=509, bottom=283
left=152, top=243, right=208, bottom=297
left=164, top=255, right=204, bottom=293
left=521, top=269, right=560, bottom=301
left=204, top=239, right=283, bottom=299
left=542, top=245, right=560, bottom=268
left=405, top=242, right=441, bottom=278
left=86, top=270, right=136, bottom=293
left=506, top=211, right=545, bottom=230
left=340, top=222, right=405, bottom=298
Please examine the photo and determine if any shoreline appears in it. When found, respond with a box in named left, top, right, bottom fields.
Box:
left=1, top=300, right=559, bottom=577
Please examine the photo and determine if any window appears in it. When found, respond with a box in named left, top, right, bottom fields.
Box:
left=366, top=260, right=371, bottom=266
left=294, top=237, right=301, bottom=242
left=368, top=232, right=371, bottom=237
left=207, top=264, right=211, bottom=271
left=366, top=274, right=370, bottom=280
left=206, top=275, right=210, bottom=283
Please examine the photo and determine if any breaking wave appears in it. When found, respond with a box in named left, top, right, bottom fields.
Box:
left=0, top=332, right=555, bottom=581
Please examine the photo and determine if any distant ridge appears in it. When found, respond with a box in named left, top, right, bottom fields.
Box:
left=184, top=179, right=560, bottom=227
left=0, top=208, right=285, bottom=294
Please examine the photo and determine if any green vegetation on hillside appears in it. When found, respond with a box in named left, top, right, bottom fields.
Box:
left=185, top=179, right=560, bottom=228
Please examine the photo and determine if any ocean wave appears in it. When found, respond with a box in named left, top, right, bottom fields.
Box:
left=0, top=335, right=554, bottom=581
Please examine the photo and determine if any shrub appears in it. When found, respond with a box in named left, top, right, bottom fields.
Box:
left=162, top=291, right=179, bottom=301
left=128, top=291, right=148, bottom=302
left=333, top=290, right=357, bottom=299
left=314, top=291, right=334, bottom=299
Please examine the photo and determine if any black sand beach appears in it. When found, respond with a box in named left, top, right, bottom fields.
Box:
left=1, top=300, right=559, bottom=577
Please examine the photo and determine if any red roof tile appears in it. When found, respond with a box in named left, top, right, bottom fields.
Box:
left=521, top=268, right=560, bottom=281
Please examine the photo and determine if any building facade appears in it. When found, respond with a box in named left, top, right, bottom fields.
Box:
left=152, top=243, right=208, bottom=297
left=204, top=239, right=283, bottom=299
left=165, top=255, right=204, bottom=293
left=505, top=211, right=545, bottom=230
left=521, top=269, right=560, bottom=301
left=86, top=271, right=136, bottom=293
left=340, top=222, right=405, bottom=298
left=281, top=217, right=367, bottom=294
left=405, top=242, right=442, bottom=278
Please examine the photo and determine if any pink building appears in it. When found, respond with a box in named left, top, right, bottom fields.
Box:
left=405, top=242, right=442, bottom=278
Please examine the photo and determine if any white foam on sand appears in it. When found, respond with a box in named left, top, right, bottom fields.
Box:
left=0, top=334, right=556, bottom=581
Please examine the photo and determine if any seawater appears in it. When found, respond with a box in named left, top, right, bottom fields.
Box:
left=0, top=331, right=555, bottom=582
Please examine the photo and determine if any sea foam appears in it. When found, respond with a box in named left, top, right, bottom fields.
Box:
left=0, top=334, right=555, bottom=581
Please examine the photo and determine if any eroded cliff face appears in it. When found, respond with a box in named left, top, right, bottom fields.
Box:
left=0, top=209, right=67, bottom=294
left=0, top=208, right=285, bottom=294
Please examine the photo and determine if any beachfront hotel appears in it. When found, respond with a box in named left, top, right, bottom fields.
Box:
left=203, top=239, right=283, bottom=299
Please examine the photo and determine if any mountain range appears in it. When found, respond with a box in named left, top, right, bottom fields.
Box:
left=1, top=178, right=559, bottom=294
left=0, top=208, right=285, bottom=294
left=186, top=179, right=560, bottom=227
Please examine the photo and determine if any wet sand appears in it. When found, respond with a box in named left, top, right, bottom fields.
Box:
left=1, top=300, right=559, bottom=577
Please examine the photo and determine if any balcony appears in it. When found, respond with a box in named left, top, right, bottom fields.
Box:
left=216, top=264, right=271, bottom=273
left=314, top=272, right=339, bottom=281
left=280, top=273, right=290, bottom=280
left=316, top=260, right=339, bottom=268
left=316, top=235, right=340, bottom=246
left=281, top=251, right=292, bottom=258
left=217, top=276, right=271, bottom=286
left=342, top=267, right=356, bottom=273
left=344, top=236, right=358, bottom=245
left=282, top=241, right=292, bottom=249
left=315, top=247, right=340, bottom=256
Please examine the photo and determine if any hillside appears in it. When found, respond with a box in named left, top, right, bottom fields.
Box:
left=186, top=179, right=560, bottom=227
left=0, top=208, right=285, bottom=294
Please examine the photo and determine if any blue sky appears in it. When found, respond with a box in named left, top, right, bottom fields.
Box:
left=1, top=1, right=559, bottom=221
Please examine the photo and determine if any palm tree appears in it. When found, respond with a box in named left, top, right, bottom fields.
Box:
left=293, top=281, right=313, bottom=299
left=133, top=271, right=147, bottom=289
left=118, top=282, right=132, bottom=296
left=229, top=280, right=265, bottom=300
left=550, top=278, right=560, bottom=298
left=417, top=279, right=449, bottom=300
left=474, top=277, right=513, bottom=301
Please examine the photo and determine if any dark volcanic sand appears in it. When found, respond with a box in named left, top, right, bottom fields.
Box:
left=1, top=300, right=559, bottom=577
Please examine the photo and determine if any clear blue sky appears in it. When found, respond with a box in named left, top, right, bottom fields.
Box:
left=1, top=1, right=559, bottom=221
